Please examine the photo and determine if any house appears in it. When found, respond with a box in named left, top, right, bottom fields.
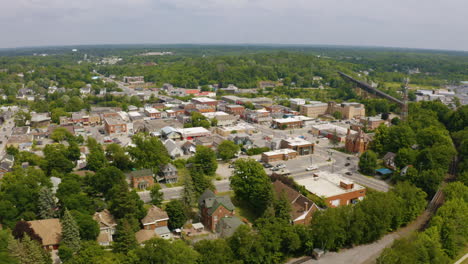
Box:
left=93, top=209, right=117, bottom=246
left=135, top=229, right=158, bottom=245
left=229, top=133, right=253, bottom=147
left=181, top=141, right=196, bottom=155
left=27, top=218, right=62, bottom=250
left=142, top=206, right=169, bottom=230
left=261, top=149, right=297, bottom=163
left=30, top=113, right=51, bottom=128
left=198, top=189, right=235, bottom=231
left=159, top=164, right=178, bottom=183
left=344, top=128, right=372, bottom=154
left=383, top=152, right=397, bottom=170
left=164, top=139, right=184, bottom=158
left=296, top=172, right=366, bottom=208
left=155, top=226, right=172, bottom=239
left=126, top=169, right=155, bottom=189
left=194, top=136, right=214, bottom=148
left=161, top=126, right=182, bottom=140
left=272, top=181, right=319, bottom=225
left=216, top=217, right=245, bottom=238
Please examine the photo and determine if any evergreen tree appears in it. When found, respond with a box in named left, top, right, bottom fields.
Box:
left=150, top=184, right=164, bottom=207
left=38, top=187, right=57, bottom=219
left=112, top=218, right=137, bottom=254
left=60, top=209, right=81, bottom=253
left=181, top=173, right=196, bottom=209
left=8, top=234, right=51, bottom=264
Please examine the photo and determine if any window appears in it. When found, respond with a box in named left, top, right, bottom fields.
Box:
left=331, top=199, right=340, bottom=207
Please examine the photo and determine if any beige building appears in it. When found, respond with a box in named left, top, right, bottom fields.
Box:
left=300, top=102, right=329, bottom=118
left=328, top=102, right=365, bottom=119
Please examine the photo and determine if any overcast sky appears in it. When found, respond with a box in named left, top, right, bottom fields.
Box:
left=1, top=0, right=467, bottom=51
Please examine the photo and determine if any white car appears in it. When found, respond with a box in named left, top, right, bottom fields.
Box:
left=276, top=164, right=286, bottom=169
left=306, top=165, right=318, bottom=171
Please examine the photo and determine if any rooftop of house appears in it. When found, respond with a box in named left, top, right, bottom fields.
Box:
left=28, top=218, right=62, bottom=246
left=296, top=172, right=365, bottom=198
left=216, top=217, right=244, bottom=238
left=126, top=169, right=153, bottom=179
left=272, top=181, right=319, bottom=222
left=198, top=189, right=235, bottom=215
left=155, top=226, right=171, bottom=236
left=142, top=206, right=169, bottom=225
left=93, top=209, right=117, bottom=229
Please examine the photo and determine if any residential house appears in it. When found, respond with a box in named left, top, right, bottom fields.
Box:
left=161, top=126, right=182, bottom=140
left=142, top=206, right=169, bottom=230
left=126, top=169, right=155, bottom=190
left=272, top=181, right=319, bottom=225
left=27, top=219, right=62, bottom=250
left=164, top=139, right=184, bottom=158
left=229, top=133, right=253, bottom=147
left=155, top=226, right=172, bottom=239
left=181, top=141, right=196, bottom=155
left=30, top=113, right=51, bottom=128
left=93, top=209, right=117, bottom=246
left=383, top=152, right=397, bottom=170
left=198, top=189, right=235, bottom=231
left=194, top=136, right=214, bottom=147
left=159, top=164, right=178, bottom=183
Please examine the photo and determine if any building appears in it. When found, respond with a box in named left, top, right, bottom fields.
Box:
left=104, top=116, right=127, bottom=135
left=215, top=123, right=256, bottom=137
left=296, top=172, right=366, bottom=207
left=178, top=127, right=211, bottom=140
left=272, top=181, right=320, bottom=225
left=311, top=123, right=357, bottom=142
left=93, top=209, right=117, bottom=246
left=225, top=104, right=245, bottom=116
left=202, top=112, right=237, bottom=127
left=265, top=105, right=284, bottom=114
left=123, top=76, right=144, bottom=83
left=272, top=117, right=303, bottom=129
left=261, top=149, right=298, bottom=163
left=300, top=102, right=329, bottom=118
left=142, top=206, right=169, bottom=230
left=159, top=164, right=178, bottom=183
left=244, top=109, right=272, bottom=124
left=216, top=217, right=245, bottom=238
left=383, top=152, right=397, bottom=170
left=161, top=126, right=182, bottom=140
left=126, top=169, right=155, bottom=189
left=27, top=219, right=62, bottom=250
left=290, top=98, right=306, bottom=110
left=191, top=97, right=218, bottom=107
left=359, top=117, right=386, bottom=130
left=30, top=113, right=51, bottom=127
left=164, top=139, right=184, bottom=158
left=280, top=138, right=314, bottom=155
left=344, top=128, right=372, bottom=154
left=145, top=108, right=161, bottom=119
left=181, top=141, right=197, bottom=155
left=198, top=189, right=235, bottom=231
left=327, top=102, right=365, bottom=119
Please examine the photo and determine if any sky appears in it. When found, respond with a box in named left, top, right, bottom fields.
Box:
left=1, top=0, right=467, bottom=51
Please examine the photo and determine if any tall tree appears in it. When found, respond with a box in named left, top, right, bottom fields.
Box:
left=60, top=209, right=81, bottom=253
left=8, top=234, right=51, bottom=264
left=37, top=187, right=57, bottom=219
left=150, top=184, right=164, bottom=207
left=165, top=200, right=187, bottom=230
left=112, top=218, right=137, bottom=254
left=217, top=140, right=240, bottom=161
left=230, top=158, right=273, bottom=214
left=190, top=146, right=218, bottom=176
left=359, top=150, right=377, bottom=175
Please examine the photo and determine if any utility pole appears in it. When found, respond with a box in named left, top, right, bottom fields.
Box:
left=401, top=78, right=409, bottom=121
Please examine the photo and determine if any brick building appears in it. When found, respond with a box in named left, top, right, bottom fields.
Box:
left=280, top=138, right=314, bottom=155
left=198, top=189, right=235, bottom=231
left=104, top=116, right=127, bottom=134
left=145, top=108, right=161, bottom=119
left=225, top=104, right=245, bottom=116
left=272, top=118, right=303, bottom=129
left=126, top=169, right=155, bottom=189
left=296, top=172, right=366, bottom=207
left=191, top=97, right=218, bottom=107
left=344, top=128, right=372, bottom=154
left=261, top=149, right=298, bottom=163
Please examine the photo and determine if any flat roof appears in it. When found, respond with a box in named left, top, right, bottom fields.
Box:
left=202, top=111, right=229, bottom=118
left=273, top=117, right=303, bottom=123
left=193, top=97, right=217, bottom=103
left=178, top=127, right=210, bottom=135
left=128, top=111, right=142, bottom=117
left=296, top=172, right=365, bottom=198
left=263, top=148, right=297, bottom=156
left=283, top=137, right=313, bottom=146
left=218, top=123, right=255, bottom=131
left=145, top=108, right=160, bottom=114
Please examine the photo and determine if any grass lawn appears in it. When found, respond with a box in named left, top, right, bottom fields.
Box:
left=230, top=195, right=258, bottom=223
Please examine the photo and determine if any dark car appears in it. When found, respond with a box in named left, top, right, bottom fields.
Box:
left=263, top=163, right=273, bottom=168
left=345, top=163, right=350, bottom=166
left=270, top=167, right=280, bottom=171
left=345, top=172, right=352, bottom=175
left=347, top=157, right=351, bottom=160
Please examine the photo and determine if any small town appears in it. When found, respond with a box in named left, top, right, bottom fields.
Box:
left=0, top=15, right=467, bottom=263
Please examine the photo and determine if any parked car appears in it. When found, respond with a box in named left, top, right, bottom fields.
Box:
left=345, top=172, right=352, bottom=175
left=345, top=163, right=350, bottom=166
left=270, top=167, right=280, bottom=171
left=276, top=164, right=286, bottom=169
left=228, top=164, right=235, bottom=168
left=306, top=165, right=318, bottom=171
left=346, top=157, right=351, bottom=160
left=263, top=163, right=273, bottom=168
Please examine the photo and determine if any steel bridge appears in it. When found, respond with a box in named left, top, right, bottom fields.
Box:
left=338, top=72, right=404, bottom=106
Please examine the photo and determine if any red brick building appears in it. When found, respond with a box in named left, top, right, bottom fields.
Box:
left=198, top=190, right=235, bottom=231
left=280, top=138, right=314, bottom=155
left=261, top=149, right=298, bottom=163
left=272, top=118, right=303, bottom=129
left=225, top=104, right=245, bottom=116
left=104, top=117, right=127, bottom=135
left=126, top=169, right=155, bottom=190
left=345, top=128, right=372, bottom=154
left=191, top=97, right=218, bottom=107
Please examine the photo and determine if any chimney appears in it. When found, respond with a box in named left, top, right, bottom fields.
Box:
left=304, top=201, right=309, bottom=212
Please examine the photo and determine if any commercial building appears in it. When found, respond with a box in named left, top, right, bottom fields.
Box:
left=272, top=117, right=303, bottom=129
left=328, top=102, right=365, bottom=119
left=296, top=172, right=366, bottom=207
left=225, top=104, right=245, bottom=116
left=300, top=102, right=329, bottom=118
left=202, top=112, right=237, bottom=127
left=178, top=127, right=211, bottom=140
left=244, top=109, right=272, bottom=124
left=261, top=149, right=298, bottom=163
left=215, top=123, right=255, bottom=137
left=144, top=108, right=161, bottom=119
left=310, top=123, right=356, bottom=142
left=104, top=116, right=127, bottom=134
left=191, top=97, right=218, bottom=107
left=280, top=138, right=314, bottom=155
left=290, top=98, right=306, bottom=110
left=359, top=116, right=386, bottom=130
